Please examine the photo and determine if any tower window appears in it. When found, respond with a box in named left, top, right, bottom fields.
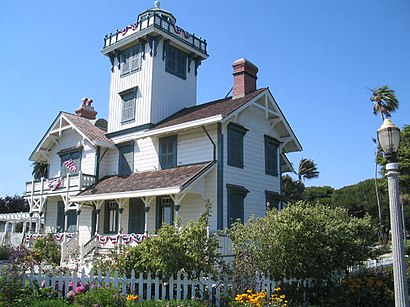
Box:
left=120, top=89, right=136, bottom=123
left=120, top=44, right=142, bottom=77
left=165, top=45, right=187, bottom=79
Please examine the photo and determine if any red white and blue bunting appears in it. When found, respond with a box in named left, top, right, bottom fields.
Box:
left=46, top=177, right=64, bottom=191
left=96, top=233, right=147, bottom=245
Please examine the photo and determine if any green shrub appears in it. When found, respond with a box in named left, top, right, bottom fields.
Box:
left=74, top=285, right=125, bottom=307
left=31, top=234, right=61, bottom=265
left=0, top=244, right=12, bottom=260
left=0, top=269, right=25, bottom=304
left=94, top=204, right=223, bottom=278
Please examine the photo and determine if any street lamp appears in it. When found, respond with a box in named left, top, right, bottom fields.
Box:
left=377, top=118, right=409, bottom=307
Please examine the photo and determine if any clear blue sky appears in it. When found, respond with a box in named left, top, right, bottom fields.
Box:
left=0, top=0, right=409, bottom=197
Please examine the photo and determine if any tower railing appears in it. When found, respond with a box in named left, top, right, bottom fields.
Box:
left=103, top=13, right=207, bottom=55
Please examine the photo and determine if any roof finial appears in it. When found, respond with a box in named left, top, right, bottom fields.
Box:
left=154, top=1, right=160, bottom=8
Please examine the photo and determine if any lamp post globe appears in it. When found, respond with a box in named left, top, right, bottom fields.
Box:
left=377, top=118, right=408, bottom=307
left=377, top=118, right=401, bottom=161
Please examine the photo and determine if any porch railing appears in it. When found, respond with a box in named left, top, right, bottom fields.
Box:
left=61, top=233, right=79, bottom=265
left=25, top=172, right=96, bottom=196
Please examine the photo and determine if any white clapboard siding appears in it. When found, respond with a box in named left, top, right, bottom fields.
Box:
left=78, top=207, right=93, bottom=246
left=150, top=43, right=197, bottom=124
left=134, top=137, right=158, bottom=172
left=44, top=199, right=58, bottom=232
left=81, top=143, right=96, bottom=175
left=99, top=148, right=119, bottom=177
left=107, top=45, right=154, bottom=133
left=177, top=125, right=217, bottom=165
left=223, top=103, right=281, bottom=227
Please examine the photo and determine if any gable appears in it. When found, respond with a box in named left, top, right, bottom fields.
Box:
left=29, top=112, right=114, bottom=162
left=223, top=89, right=302, bottom=154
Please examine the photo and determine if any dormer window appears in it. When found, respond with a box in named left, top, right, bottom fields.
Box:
left=165, top=45, right=187, bottom=79
left=120, top=44, right=142, bottom=77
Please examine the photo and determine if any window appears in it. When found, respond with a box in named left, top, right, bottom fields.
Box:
left=59, top=149, right=81, bottom=176
left=159, top=135, right=177, bottom=169
left=156, top=196, right=174, bottom=230
left=56, top=201, right=77, bottom=233
left=120, top=90, right=136, bottom=123
left=120, top=44, right=142, bottom=77
left=227, top=184, right=249, bottom=228
left=227, top=123, right=248, bottom=168
left=265, top=190, right=281, bottom=211
left=265, top=136, right=280, bottom=176
left=129, top=198, right=145, bottom=234
left=104, top=201, right=118, bottom=234
left=165, top=45, right=187, bottom=79
left=118, top=142, right=134, bottom=176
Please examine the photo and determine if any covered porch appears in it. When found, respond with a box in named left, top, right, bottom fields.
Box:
left=70, top=161, right=217, bottom=262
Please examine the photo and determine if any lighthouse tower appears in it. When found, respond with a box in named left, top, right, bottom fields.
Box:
left=102, top=2, right=208, bottom=136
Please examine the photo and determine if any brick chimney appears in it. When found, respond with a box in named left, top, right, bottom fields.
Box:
left=75, top=97, right=97, bottom=120
left=232, top=58, right=258, bottom=98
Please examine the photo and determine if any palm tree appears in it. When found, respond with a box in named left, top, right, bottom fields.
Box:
left=297, top=158, right=319, bottom=183
left=370, top=85, right=399, bottom=121
left=31, top=161, right=49, bottom=180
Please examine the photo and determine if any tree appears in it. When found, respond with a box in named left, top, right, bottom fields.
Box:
left=229, top=201, right=379, bottom=283
left=31, top=162, right=48, bottom=180
left=304, top=186, right=334, bottom=205
left=332, top=179, right=390, bottom=228
left=281, top=174, right=305, bottom=203
left=397, top=125, right=410, bottom=194
left=297, top=158, right=319, bottom=183
left=0, top=195, right=28, bottom=213
left=370, top=85, right=399, bottom=121
left=282, top=158, right=319, bottom=204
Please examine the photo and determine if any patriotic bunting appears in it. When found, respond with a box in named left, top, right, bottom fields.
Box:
left=46, top=177, right=64, bottom=191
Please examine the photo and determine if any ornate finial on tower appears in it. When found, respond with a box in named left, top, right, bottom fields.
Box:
left=154, top=1, right=160, bottom=8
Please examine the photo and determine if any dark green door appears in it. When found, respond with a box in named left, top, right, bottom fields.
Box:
left=128, top=198, right=145, bottom=234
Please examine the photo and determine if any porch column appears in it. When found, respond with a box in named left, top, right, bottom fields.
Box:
left=118, top=207, right=124, bottom=234
left=38, top=211, right=43, bottom=233
left=64, top=210, right=69, bottom=232
left=144, top=206, right=150, bottom=234
left=29, top=212, right=34, bottom=233
left=95, top=209, right=101, bottom=236
left=76, top=209, right=81, bottom=234
left=174, top=204, right=181, bottom=222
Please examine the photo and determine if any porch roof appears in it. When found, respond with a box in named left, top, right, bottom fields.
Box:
left=70, top=161, right=216, bottom=203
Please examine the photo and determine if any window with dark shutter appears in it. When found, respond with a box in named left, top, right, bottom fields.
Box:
left=159, top=135, right=177, bottom=169
left=120, top=44, right=142, bottom=77
left=118, top=142, right=134, bottom=175
left=227, top=184, right=249, bottom=228
left=121, top=90, right=136, bottom=123
left=227, top=123, right=248, bottom=168
left=265, top=136, right=280, bottom=176
left=165, top=45, right=187, bottom=79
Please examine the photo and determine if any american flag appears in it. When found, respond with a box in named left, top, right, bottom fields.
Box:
left=63, top=159, right=77, bottom=172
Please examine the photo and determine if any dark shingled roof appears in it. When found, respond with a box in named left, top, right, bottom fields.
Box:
left=78, top=161, right=215, bottom=196
left=152, top=88, right=267, bottom=130
left=63, top=112, right=113, bottom=145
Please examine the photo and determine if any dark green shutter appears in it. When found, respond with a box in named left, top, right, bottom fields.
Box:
left=57, top=201, right=65, bottom=233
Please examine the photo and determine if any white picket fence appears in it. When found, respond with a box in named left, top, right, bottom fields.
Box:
left=0, top=267, right=297, bottom=306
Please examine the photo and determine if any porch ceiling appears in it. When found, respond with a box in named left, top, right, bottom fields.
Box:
left=70, top=161, right=216, bottom=203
